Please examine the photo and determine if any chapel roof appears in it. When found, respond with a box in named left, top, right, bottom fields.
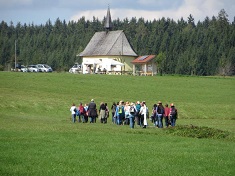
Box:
left=79, top=30, right=137, bottom=57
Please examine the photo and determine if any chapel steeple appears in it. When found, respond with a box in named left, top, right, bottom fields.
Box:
left=104, top=5, right=112, bottom=31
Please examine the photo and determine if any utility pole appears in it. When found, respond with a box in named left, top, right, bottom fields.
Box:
left=15, top=40, right=17, bottom=71
left=121, top=32, right=124, bottom=75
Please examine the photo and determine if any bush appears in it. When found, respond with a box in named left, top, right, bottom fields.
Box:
left=164, top=125, right=230, bottom=139
left=0, top=65, right=4, bottom=71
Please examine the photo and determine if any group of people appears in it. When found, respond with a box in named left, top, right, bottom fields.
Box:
left=69, top=99, right=109, bottom=124
left=110, top=100, right=178, bottom=128
left=70, top=99, right=178, bottom=129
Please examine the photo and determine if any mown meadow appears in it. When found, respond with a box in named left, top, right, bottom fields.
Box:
left=0, top=72, right=234, bottom=175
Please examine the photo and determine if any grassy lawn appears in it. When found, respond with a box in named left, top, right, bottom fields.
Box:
left=0, top=72, right=234, bottom=175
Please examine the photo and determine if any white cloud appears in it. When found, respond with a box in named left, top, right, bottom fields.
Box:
left=176, top=0, right=234, bottom=22
left=70, top=10, right=104, bottom=21
left=70, top=0, right=235, bottom=23
left=176, top=0, right=224, bottom=21
left=1, top=0, right=234, bottom=25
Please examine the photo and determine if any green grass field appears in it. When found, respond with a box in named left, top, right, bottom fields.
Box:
left=0, top=72, right=235, bottom=175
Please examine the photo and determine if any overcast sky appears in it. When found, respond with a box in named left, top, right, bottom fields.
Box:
left=0, top=0, right=234, bottom=25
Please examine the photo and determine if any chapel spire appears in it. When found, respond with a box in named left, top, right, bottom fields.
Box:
left=104, top=5, right=112, bottom=31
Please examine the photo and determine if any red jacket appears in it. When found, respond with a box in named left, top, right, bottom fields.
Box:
left=79, top=105, right=85, bottom=114
left=164, top=107, right=170, bottom=117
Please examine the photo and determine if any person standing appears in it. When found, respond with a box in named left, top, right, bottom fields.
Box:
left=70, top=103, right=77, bottom=123
left=111, top=102, right=117, bottom=124
left=84, top=103, right=88, bottom=123
left=129, top=102, right=136, bottom=129
left=99, top=102, right=106, bottom=123
left=124, top=101, right=130, bottom=125
left=104, top=103, right=109, bottom=124
left=116, top=101, right=124, bottom=125
left=140, top=101, right=148, bottom=128
left=88, top=99, right=97, bottom=123
left=170, top=103, right=178, bottom=127
left=164, top=104, right=171, bottom=127
left=157, top=101, right=165, bottom=128
left=135, top=101, right=141, bottom=126
left=151, top=104, right=157, bottom=126
left=78, top=103, right=85, bottom=123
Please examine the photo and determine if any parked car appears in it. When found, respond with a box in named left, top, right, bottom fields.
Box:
left=69, top=64, right=82, bottom=73
left=36, top=64, right=53, bottom=72
left=20, top=65, right=28, bottom=72
left=28, top=65, right=38, bottom=72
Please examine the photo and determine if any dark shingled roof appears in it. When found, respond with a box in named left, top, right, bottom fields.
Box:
left=79, top=30, right=137, bottom=57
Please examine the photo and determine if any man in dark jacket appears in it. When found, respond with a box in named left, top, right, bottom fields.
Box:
left=88, top=99, right=97, bottom=123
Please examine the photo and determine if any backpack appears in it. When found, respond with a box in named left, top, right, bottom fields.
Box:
left=80, top=106, right=85, bottom=114
left=118, top=106, right=123, bottom=114
left=157, top=106, right=164, bottom=114
left=160, top=107, right=164, bottom=114
left=130, top=106, right=135, bottom=114
left=76, top=109, right=80, bottom=116
left=170, top=108, right=177, bottom=117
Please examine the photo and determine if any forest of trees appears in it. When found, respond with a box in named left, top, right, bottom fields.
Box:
left=0, top=9, right=234, bottom=75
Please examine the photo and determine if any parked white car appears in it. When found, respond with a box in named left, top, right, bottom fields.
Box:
left=36, top=64, right=53, bottom=72
left=28, top=65, right=38, bottom=72
left=69, top=64, right=82, bottom=73
left=20, top=65, right=28, bottom=72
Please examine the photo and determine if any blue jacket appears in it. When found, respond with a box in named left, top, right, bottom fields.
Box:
left=115, top=105, right=124, bottom=118
left=136, top=104, right=141, bottom=112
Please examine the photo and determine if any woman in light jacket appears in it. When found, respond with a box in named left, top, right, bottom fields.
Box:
left=70, top=103, right=77, bottom=123
left=140, top=101, right=148, bottom=128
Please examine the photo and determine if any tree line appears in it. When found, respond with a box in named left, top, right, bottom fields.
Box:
left=0, top=9, right=234, bottom=75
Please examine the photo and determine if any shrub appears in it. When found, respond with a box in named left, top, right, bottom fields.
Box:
left=0, top=65, right=4, bottom=71
left=164, top=125, right=230, bottom=139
